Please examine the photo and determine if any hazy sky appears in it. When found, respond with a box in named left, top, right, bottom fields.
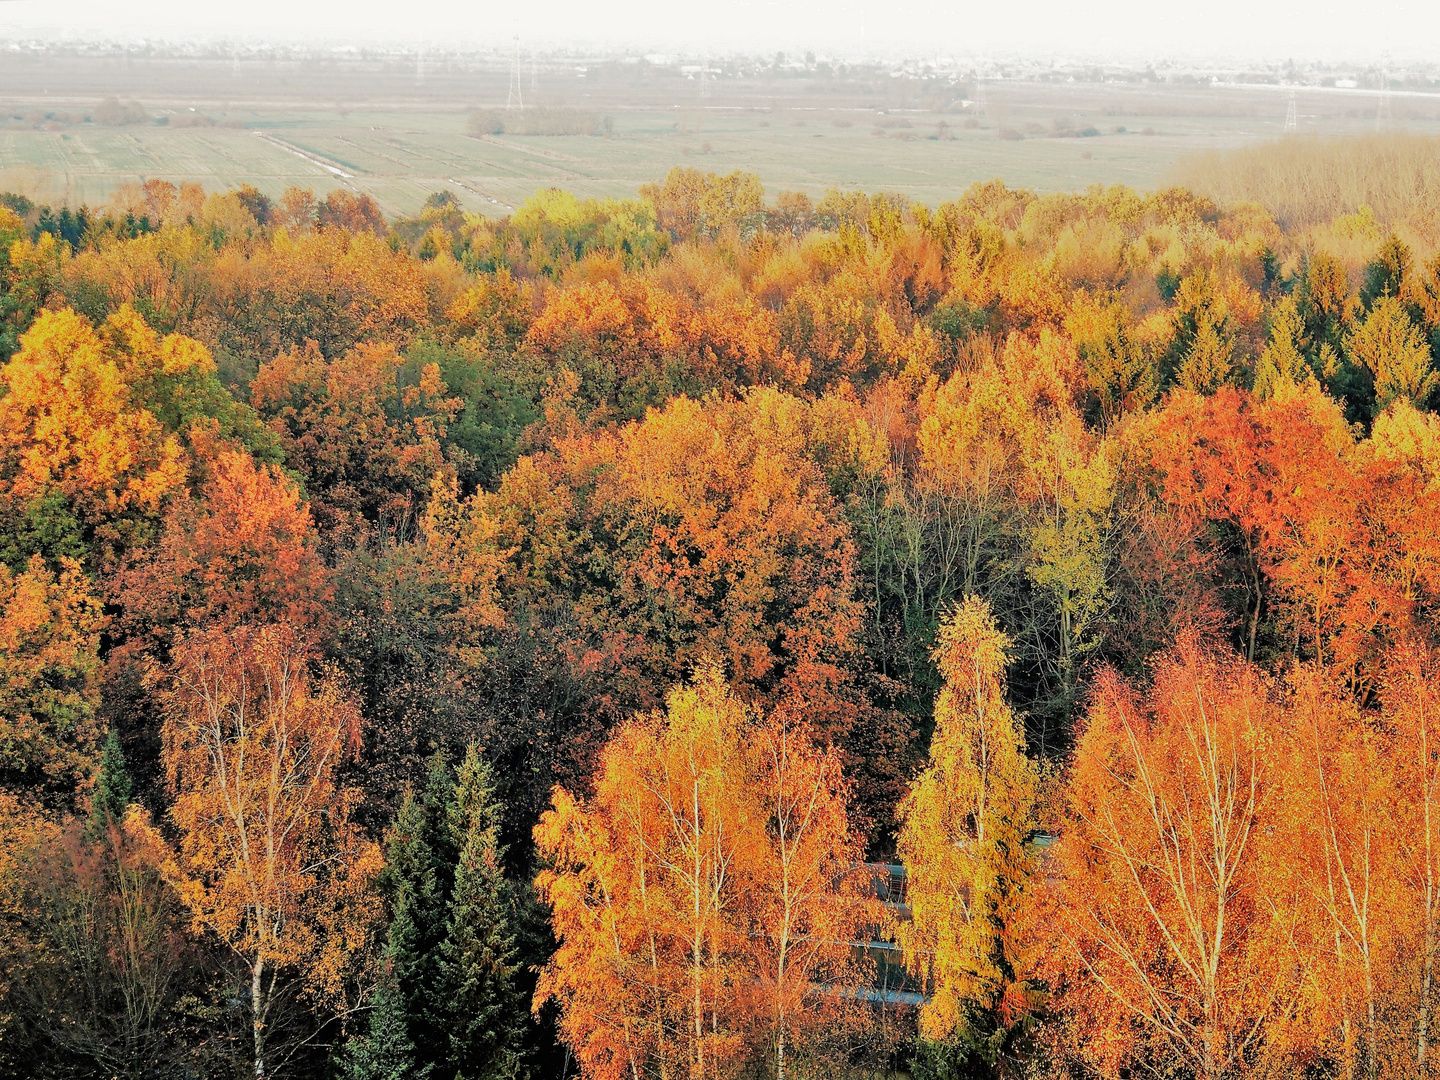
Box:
left=2, top=0, right=1439, bottom=62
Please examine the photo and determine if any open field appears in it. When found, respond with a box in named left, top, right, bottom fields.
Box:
left=4, top=48, right=1440, bottom=214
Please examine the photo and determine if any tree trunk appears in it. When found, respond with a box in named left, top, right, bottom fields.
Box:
left=1420, top=710, right=1435, bottom=1071
left=251, top=956, right=266, bottom=1079
left=1246, top=561, right=1262, bottom=663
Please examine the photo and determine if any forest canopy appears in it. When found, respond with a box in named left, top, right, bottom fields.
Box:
left=2, top=149, right=1440, bottom=1079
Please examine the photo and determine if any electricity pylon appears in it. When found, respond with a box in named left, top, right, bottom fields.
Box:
left=1284, top=87, right=1297, bottom=134
left=507, top=37, right=524, bottom=111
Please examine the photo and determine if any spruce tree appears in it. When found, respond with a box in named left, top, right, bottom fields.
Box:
left=385, top=753, right=459, bottom=1073
left=439, top=746, right=523, bottom=1080
left=85, top=730, right=132, bottom=840
left=343, top=968, right=431, bottom=1080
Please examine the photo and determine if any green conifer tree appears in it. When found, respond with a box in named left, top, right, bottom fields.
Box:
left=343, top=968, right=432, bottom=1080
left=1346, top=294, right=1438, bottom=415
left=85, top=730, right=132, bottom=840
left=439, top=746, right=523, bottom=1080
left=386, top=754, right=460, bottom=1073
left=1254, top=296, right=1317, bottom=400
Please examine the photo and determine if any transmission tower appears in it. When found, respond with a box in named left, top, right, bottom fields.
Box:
left=1376, top=63, right=1391, bottom=130
left=531, top=54, right=539, bottom=95
left=507, top=37, right=524, bottom=111
left=700, top=55, right=710, bottom=99
left=1284, top=87, right=1297, bottom=134
left=974, top=76, right=987, bottom=119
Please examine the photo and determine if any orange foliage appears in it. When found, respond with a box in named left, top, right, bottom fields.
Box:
left=252, top=339, right=457, bottom=537
left=120, top=449, right=332, bottom=646
left=472, top=390, right=873, bottom=746
left=534, top=667, right=871, bottom=1080
left=160, top=623, right=380, bottom=1077
left=205, top=228, right=429, bottom=361
left=1153, top=386, right=1440, bottom=691
left=1050, top=639, right=1283, bottom=1079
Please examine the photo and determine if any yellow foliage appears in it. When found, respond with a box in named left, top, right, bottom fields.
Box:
left=0, top=555, right=104, bottom=792
left=1371, top=400, right=1440, bottom=490
left=898, top=597, right=1041, bottom=1041
left=0, top=308, right=185, bottom=560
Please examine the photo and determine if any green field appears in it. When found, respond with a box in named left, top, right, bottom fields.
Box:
left=5, top=51, right=1440, bottom=215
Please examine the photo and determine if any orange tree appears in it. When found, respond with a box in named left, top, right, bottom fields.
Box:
left=1047, top=639, right=1284, bottom=1079
left=251, top=340, right=458, bottom=541
left=460, top=388, right=913, bottom=838
left=119, top=448, right=333, bottom=650
left=533, top=666, right=873, bottom=1080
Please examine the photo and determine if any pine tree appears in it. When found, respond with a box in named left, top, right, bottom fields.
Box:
left=343, top=970, right=432, bottom=1080
left=1346, top=294, right=1438, bottom=416
left=85, top=729, right=132, bottom=840
left=440, top=745, right=523, bottom=1080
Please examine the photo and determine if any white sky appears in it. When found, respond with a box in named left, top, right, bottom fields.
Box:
left=1, top=0, right=1438, bottom=63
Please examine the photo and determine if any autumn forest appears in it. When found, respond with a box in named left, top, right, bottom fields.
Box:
left=3, top=153, right=1440, bottom=1080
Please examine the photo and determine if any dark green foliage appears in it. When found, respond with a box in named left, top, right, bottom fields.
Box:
left=379, top=748, right=524, bottom=1080
left=909, top=998, right=1040, bottom=1080
left=0, top=491, right=87, bottom=572
left=1361, top=231, right=1413, bottom=309
left=85, top=731, right=132, bottom=839
left=34, top=206, right=91, bottom=248
left=406, top=340, right=541, bottom=493
left=1155, top=263, right=1182, bottom=302
left=440, top=748, right=523, bottom=1080
left=386, top=755, right=459, bottom=1069
left=928, top=296, right=991, bottom=371
left=343, top=973, right=431, bottom=1080
left=0, top=192, right=34, bottom=217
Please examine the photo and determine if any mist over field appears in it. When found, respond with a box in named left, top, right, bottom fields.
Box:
left=4, top=40, right=1440, bottom=215
left=6, top=6, right=1440, bottom=1080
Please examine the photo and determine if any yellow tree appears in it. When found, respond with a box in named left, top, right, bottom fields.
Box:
left=896, top=597, right=1042, bottom=1071
left=1021, top=404, right=1115, bottom=720
left=159, top=623, right=381, bottom=1078
left=1254, top=296, right=1319, bottom=401
left=1347, top=296, right=1438, bottom=416
left=0, top=307, right=186, bottom=568
left=0, top=555, right=105, bottom=798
